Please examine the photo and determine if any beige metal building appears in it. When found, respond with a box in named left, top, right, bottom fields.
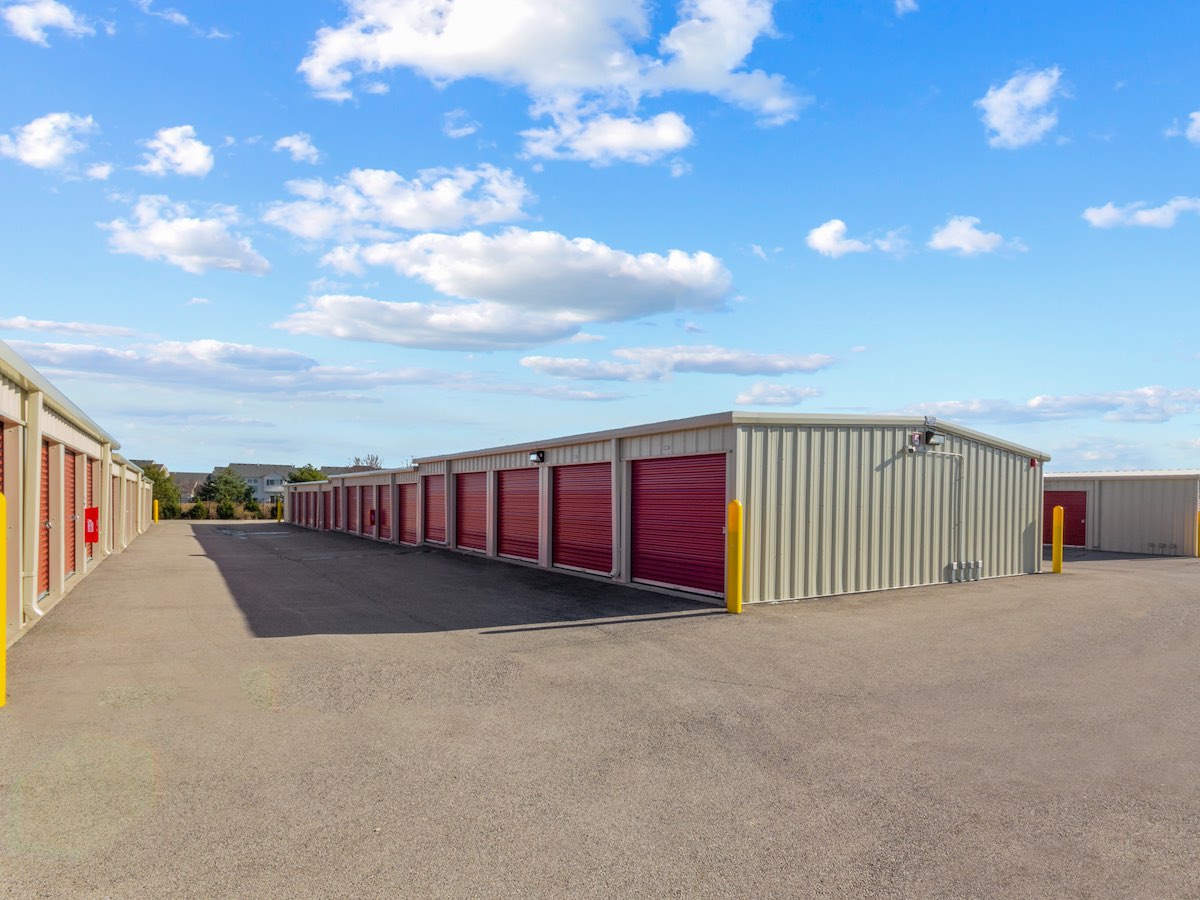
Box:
left=287, top=412, right=1049, bottom=604
left=1043, top=470, right=1200, bottom=556
left=2, top=340, right=152, bottom=647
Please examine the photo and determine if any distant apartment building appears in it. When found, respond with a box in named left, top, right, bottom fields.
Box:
left=225, top=464, right=295, bottom=504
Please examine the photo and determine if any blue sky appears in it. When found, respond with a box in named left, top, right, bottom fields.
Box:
left=1, top=0, right=1197, bottom=473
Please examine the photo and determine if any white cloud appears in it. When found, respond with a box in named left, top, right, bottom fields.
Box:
left=750, top=244, right=767, bottom=260
left=907, top=386, right=1200, bottom=425
left=0, top=315, right=136, bottom=336
left=806, top=219, right=870, bottom=258
left=185, top=297, right=210, bottom=305
left=1187, top=111, right=1200, bottom=145
left=273, top=132, right=321, bottom=164
left=133, top=0, right=187, bottom=27
left=521, top=345, right=835, bottom=381
left=893, top=0, right=918, bottom=15
left=735, top=383, right=821, bottom=405
left=135, top=125, right=214, bottom=177
left=927, top=215, right=1009, bottom=255
left=873, top=228, right=909, bottom=256
left=1082, top=197, right=1200, bottom=229
left=2, top=0, right=93, bottom=44
left=0, top=111, right=95, bottom=169
left=522, top=111, right=694, bottom=164
left=263, top=165, right=532, bottom=241
left=975, top=66, right=1065, bottom=148
left=85, top=162, right=113, bottom=180
left=299, top=0, right=800, bottom=165
left=443, top=109, right=479, bottom=139
left=102, top=195, right=270, bottom=275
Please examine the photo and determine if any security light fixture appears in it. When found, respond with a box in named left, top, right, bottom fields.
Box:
left=924, top=431, right=946, bottom=447
left=529, top=450, right=545, bottom=463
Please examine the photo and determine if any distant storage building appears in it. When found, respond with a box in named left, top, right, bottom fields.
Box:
left=286, top=412, right=1050, bottom=604
left=2, top=340, right=152, bottom=646
left=1043, top=471, right=1200, bottom=557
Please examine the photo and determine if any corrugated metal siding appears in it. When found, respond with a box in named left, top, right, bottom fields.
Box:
left=0, top=427, right=4, bottom=505
left=378, top=485, right=392, bottom=540
left=424, top=475, right=446, bottom=543
left=737, top=425, right=1043, bottom=603
left=0, top=373, right=19, bottom=422
left=497, top=468, right=538, bottom=560
left=621, top=425, right=734, bottom=461
left=64, top=452, right=76, bottom=576
left=1043, top=476, right=1200, bottom=556
left=455, top=472, right=487, bottom=551
left=552, top=463, right=611, bottom=573
left=630, top=455, right=726, bottom=594
left=398, top=482, right=418, bottom=544
left=39, top=442, right=50, bottom=596
left=42, top=408, right=102, bottom=459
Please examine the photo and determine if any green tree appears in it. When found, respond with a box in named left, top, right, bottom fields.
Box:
left=287, top=464, right=325, bottom=483
left=200, top=467, right=253, bottom=505
left=215, top=499, right=236, bottom=519
left=142, top=462, right=182, bottom=519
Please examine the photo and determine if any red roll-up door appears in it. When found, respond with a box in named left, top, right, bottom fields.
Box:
left=498, top=468, right=539, bottom=561
left=110, top=476, right=117, bottom=547
left=39, top=442, right=50, bottom=596
left=347, top=486, right=358, bottom=533
left=1044, top=490, right=1087, bottom=546
left=378, top=485, right=392, bottom=540
left=552, top=463, right=611, bottom=574
left=323, top=491, right=331, bottom=530
left=456, top=472, right=487, bottom=551
left=361, top=485, right=376, bottom=537
left=332, top=487, right=340, bottom=530
left=424, top=475, right=446, bottom=543
left=398, top=483, right=418, bottom=544
left=64, top=452, right=76, bottom=577
left=86, top=458, right=94, bottom=559
left=307, top=493, right=314, bottom=527
left=631, top=454, right=726, bottom=595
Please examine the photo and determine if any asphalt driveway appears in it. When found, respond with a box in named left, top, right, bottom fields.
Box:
left=2, top=521, right=1197, bottom=898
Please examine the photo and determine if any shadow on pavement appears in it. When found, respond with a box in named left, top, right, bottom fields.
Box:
left=189, top=521, right=719, bottom=638
left=1041, top=545, right=1191, bottom=563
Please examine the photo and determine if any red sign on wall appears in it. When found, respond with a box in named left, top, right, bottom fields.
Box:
left=84, top=506, right=99, bottom=543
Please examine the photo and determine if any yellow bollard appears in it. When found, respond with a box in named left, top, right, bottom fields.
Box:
left=1195, top=508, right=1199, bottom=559
left=153, top=499, right=159, bottom=523
left=1052, top=505, right=1064, bottom=574
left=726, top=499, right=744, bottom=614
left=276, top=499, right=283, bottom=523
left=1, top=492, right=7, bottom=708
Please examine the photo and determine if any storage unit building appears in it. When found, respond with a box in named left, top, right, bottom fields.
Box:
left=286, top=413, right=1048, bottom=604
left=1043, top=471, right=1200, bottom=557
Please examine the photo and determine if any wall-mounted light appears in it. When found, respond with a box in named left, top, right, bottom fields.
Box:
left=924, top=431, right=946, bottom=447
left=528, top=450, right=545, bottom=463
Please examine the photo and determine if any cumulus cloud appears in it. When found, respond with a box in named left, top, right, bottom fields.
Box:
left=263, top=165, right=531, bottom=241
left=86, top=161, right=113, bottom=180
left=908, top=386, right=1200, bottom=425
left=522, top=112, right=693, bottom=164
left=273, top=132, right=321, bottom=164
left=927, top=215, right=1014, bottom=255
left=806, top=219, right=870, bottom=258
left=135, top=125, right=214, bottom=177
left=0, top=315, right=136, bottom=336
left=2, top=0, right=93, bottom=44
left=1082, top=196, right=1200, bottom=229
left=443, top=109, right=479, bottom=138
left=0, top=111, right=95, bottom=169
left=521, top=345, right=835, bottom=381
left=976, top=66, right=1065, bottom=148
left=735, top=383, right=821, bottom=405
left=299, top=0, right=800, bottom=165
left=102, top=194, right=270, bottom=275
left=893, top=0, right=918, bottom=15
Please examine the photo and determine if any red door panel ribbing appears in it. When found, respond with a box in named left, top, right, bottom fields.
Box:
left=347, top=486, right=358, bottom=533
left=333, top=488, right=340, bottom=530
left=39, top=442, right=50, bottom=596
left=424, top=475, right=446, bottom=543
left=498, top=468, right=539, bottom=561
left=1043, top=490, right=1087, bottom=547
left=456, top=472, right=487, bottom=551
left=323, top=491, right=332, bottom=530
left=86, top=458, right=94, bottom=559
left=552, top=463, right=611, bottom=574
left=378, top=485, right=392, bottom=540
left=361, top=485, right=376, bottom=537
left=398, top=483, right=418, bottom=544
left=631, top=454, right=726, bottom=595
left=64, top=451, right=76, bottom=576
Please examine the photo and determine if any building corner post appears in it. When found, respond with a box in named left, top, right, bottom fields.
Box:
left=726, top=499, right=744, bottom=614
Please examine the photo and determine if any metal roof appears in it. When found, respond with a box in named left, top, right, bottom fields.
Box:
left=1045, top=469, right=1200, bottom=481
left=413, top=411, right=1051, bottom=465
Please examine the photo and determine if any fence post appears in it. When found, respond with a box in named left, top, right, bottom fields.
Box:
left=1052, top=505, right=1064, bottom=574
left=726, top=500, right=744, bottom=614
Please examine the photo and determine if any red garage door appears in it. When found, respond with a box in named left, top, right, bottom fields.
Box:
left=347, top=486, right=358, bottom=533
left=86, top=458, right=94, bottom=560
left=332, top=487, right=340, bottom=530
left=631, top=454, right=726, bottom=595
left=498, top=468, right=539, bottom=561
left=322, top=491, right=332, bottom=530
left=456, top=472, right=487, bottom=551
left=378, top=485, right=392, bottom=541
left=398, top=483, right=418, bottom=544
left=64, top=451, right=76, bottom=577
left=552, top=463, right=611, bottom=574
left=361, top=485, right=376, bottom=537
left=39, top=442, right=50, bottom=596
left=1044, top=490, right=1087, bottom=547
left=424, top=475, right=446, bottom=543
